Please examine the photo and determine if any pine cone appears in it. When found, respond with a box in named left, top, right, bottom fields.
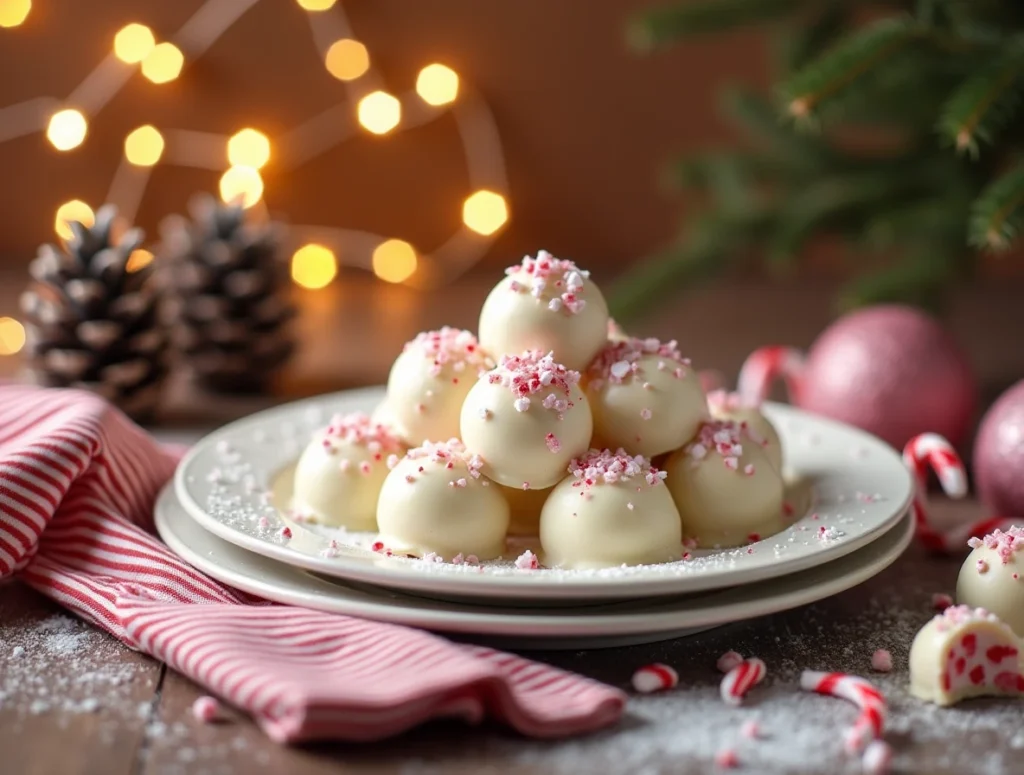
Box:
left=20, top=205, right=168, bottom=422
left=160, top=194, right=295, bottom=394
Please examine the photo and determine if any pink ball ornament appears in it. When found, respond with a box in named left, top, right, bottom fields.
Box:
left=974, top=380, right=1024, bottom=516
left=739, top=305, right=977, bottom=450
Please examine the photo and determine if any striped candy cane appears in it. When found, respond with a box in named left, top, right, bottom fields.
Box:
left=800, top=671, right=887, bottom=745
left=720, top=658, right=767, bottom=705
left=737, top=346, right=805, bottom=405
left=902, top=433, right=970, bottom=552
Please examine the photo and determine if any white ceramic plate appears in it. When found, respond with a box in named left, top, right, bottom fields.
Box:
left=156, top=484, right=914, bottom=649
left=173, top=387, right=913, bottom=602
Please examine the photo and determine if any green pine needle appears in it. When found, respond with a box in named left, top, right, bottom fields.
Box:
left=628, top=0, right=805, bottom=52
left=969, top=161, right=1024, bottom=249
left=937, top=37, right=1024, bottom=155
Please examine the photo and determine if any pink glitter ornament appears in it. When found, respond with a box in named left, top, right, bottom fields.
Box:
left=974, top=380, right=1024, bottom=517
left=739, top=306, right=976, bottom=450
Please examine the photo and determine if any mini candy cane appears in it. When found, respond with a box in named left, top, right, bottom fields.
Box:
left=902, top=433, right=971, bottom=552
left=720, top=658, right=766, bottom=705
left=631, top=663, right=678, bottom=694
left=737, top=346, right=805, bottom=405
left=800, top=671, right=887, bottom=742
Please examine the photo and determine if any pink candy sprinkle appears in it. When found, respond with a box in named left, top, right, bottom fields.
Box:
left=359, top=461, right=372, bottom=475
left=486, top=351, right=580, bottom=415
left=640, top=408, right=652, bottom=420
left=588, top=336, right=690, bottom=386
left=192, top=696, right=221, bottom=723
left=402, top=327, right=493, bottom=377
left=515, top=550, right=540, bottom=570
left=278, top=526, right=292, bottom=540
left=967, top=525, right=1024, bottom=565
left=258, top=516, right=269, bottom=529
left=568, top=448, right=665, bottom=489
left=932, top=593, right=954, bottom=611
left=714, top=749, right=740, bottom=769
left=740, top=719, right=762, bottom=739
left=977, top=559, right=990, bottom=574
left=505, top=250, right=590, bottom=315
left=685, top=421, right=754, bottom=471
left=871, top=649, right=893, bottom=672
left=322, top=412, right=405, bottom=453
left=717, top=650, right=744, bottom=673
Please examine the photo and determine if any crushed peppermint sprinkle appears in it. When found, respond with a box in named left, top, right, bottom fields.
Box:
left=402, top=438, right=485, bottom=480
left=402, top=327, right=493, bottom=377
left=278, top=526, right=292, bottom=540
left=322, top=413, right=405, bottom=455
left=871, top=649, right=893, bottom=672
left=640, top=408, right=652, bottom=420
left=817, top=525, right=845, bottom=543
left=515, top=549, right=540, bottom=570
left=587, top=336, right=691, bottom=387
left=192, top=696, right=221, bottom=723
left=506, top=250, right=589, bottom=315
left=486, top=351, right=580, bottom=416
left=714, top=748, right=740, bottom=769
left=966, top=526, right=1024, bottom=564
left=931, top=593, right=954, bottom=611
left=684, top=421, right=751, bottom=470
left=740, top=719, right=762, bottom=739
left=977, top=559, right=990, bottom=573
left=934, top=604, right=998, bottom=632
left=568, top=448, right=666, bottom=489
left=707, top=389, right=760, bottom=412
left=545, top=433, right=561, bottom=453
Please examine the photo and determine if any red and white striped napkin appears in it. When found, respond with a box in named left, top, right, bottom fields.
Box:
left=0, top=384, right=625, bottom=742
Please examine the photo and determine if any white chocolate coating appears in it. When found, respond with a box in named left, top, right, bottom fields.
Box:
left=707, top=390, right=783, bottom=473
left=586, top=338, right=707, bottom=458
left=664, top=421, right=785, bottom=548
left=460, top=352, right=593, bottom=489
left=478, top=251, right=609, bottom=371
left=369, top=400, right=407, bottom=442
left=292, top=414, right=406, bottom=529
left=909, top=605, right=1024, bottom=706
left=956, top=527, right=1024, bottom=637
left=607, top=318, right=628, bottom=342
left=498, top=483, right=553, bottom=536
left=540, top=449, right=681, bottom=569
left=384, top=327, right=492, bottom=445
left=376, top=439, right=509, bottom=560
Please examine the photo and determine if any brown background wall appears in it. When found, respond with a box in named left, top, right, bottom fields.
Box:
left=0, top=0, right=768, bottom=266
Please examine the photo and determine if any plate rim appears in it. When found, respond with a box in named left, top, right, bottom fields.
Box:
left=173, top=386, right=914, bottom=601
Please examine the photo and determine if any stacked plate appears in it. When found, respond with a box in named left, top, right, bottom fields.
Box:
left=156, top=387, right=915, bottom=649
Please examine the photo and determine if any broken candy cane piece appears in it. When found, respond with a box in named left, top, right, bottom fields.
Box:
left=192, top=696, right=222, bottom=723
left=720, top=658, right=766, bottom=706
left=871, top=649, right=893, bottom=673
left=901, top=433, right=967, bottom=552
left=800, top=671, right=887, bottom=741
left=631, top=663, right=678, bottom=694
left=908, top=604, right=1024, bottom=706
left=736, top=346, right=805, bottom=405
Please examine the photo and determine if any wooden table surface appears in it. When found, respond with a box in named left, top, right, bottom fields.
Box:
left=1, top=272, right=1023, bottom=774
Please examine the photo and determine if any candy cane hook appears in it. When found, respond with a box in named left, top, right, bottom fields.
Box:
left=737, top=346, right=805, bottom=405
left=902, top=433, right=967, bottom=551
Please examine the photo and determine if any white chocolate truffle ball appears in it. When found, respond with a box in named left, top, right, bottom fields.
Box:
left=460, top=351, right=593, bottom=489
left=585, top=337, right=708, bottom=458
left=707, top=390, right=783, bottom=473
left=909, top=605, right=1024, bottom=706
left=384, top=327, right=493, bottom=444
left=498, top=483, right=553, bottom=536
left=292, top=414, right=407, bottom=529
left=540, top=449, right=681, bottom=569
left=956, top=526, right=1024, bottom=637
left=478, top=251, right=609, bottom=371
left=664, top=420, right=785, bottom=548
left=376, top=439, right=509, bottom=560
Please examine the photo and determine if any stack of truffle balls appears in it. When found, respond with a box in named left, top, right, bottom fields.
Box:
left=292, top=252, right=787, bottom=570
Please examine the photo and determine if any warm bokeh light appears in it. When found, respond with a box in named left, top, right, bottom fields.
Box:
left=462, top=190, right=509, bottom=236
left=296, top=0, right=335, bottom=9
left=126, top=249, right=154, bottom=273
left=113, top=23, right=155, bottom=64
left=141, top=42, right=184, bottom=84
left=219, top=165, right=263, bottom=209
left=46, top=109, right=88, bottom=151
left=357, top=91, right=401, bottom=135
left=227, top=128, right=271, bottom=169
left=372, top=239, right=417, bottom=283
left=0, top=318, right=26, bottom=356
left=0, top=0, right=30, bottom=28
left=291, top=244, right=338, bottom=290
left=324, top=38, right=369, bottom=81
left=124, top=125, right=164, bottom=166
left=54, top=200, right=94, bottom=240
left=416, top=64, right=460, bottom=106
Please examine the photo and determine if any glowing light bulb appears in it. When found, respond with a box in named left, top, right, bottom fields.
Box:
left=227, top=128, right=271, bottom=169
left=372, top=239, right=417, bottom=283
left=357, top=91, right=401, bottom=135
left=296, top=0, right=335, bottom=10
left=54, top=200, right=94, bottom=240
left=113, top=23, right=155, bottom=64
left=462, top=190, right=509, bottom=236
left=141, top=42, right=184, bottom=84
left=124, top=125, right=164, bottom=166
left=324, top=39, right=369, bottom=81
left=219, top=166, right=263, bottom=209
left=0, top=0, right=30, bottom=28
left=46, top=109, right=88, bottom=151
left=0, top=318, right=26, bottom=356
left=291, top=244, right=337, bottom=290
left=416, top=64, right=460, bottom=106
left=126, top=249, right=155, bottom=273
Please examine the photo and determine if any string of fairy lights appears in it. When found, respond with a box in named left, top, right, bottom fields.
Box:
left=0, top=0, right=511, bottom=356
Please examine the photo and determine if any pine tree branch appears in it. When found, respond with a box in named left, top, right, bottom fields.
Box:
left=969, top=161, right=1024, bottom=249
left=938, top=37, right=1024, bottom=154
left=777, top=1, right=848, bottom=74
left=720, top=89, right=836, bottom=165
left=628, top=0, right=806, bottom=52
left=781, top=17, right=919, bottom=119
